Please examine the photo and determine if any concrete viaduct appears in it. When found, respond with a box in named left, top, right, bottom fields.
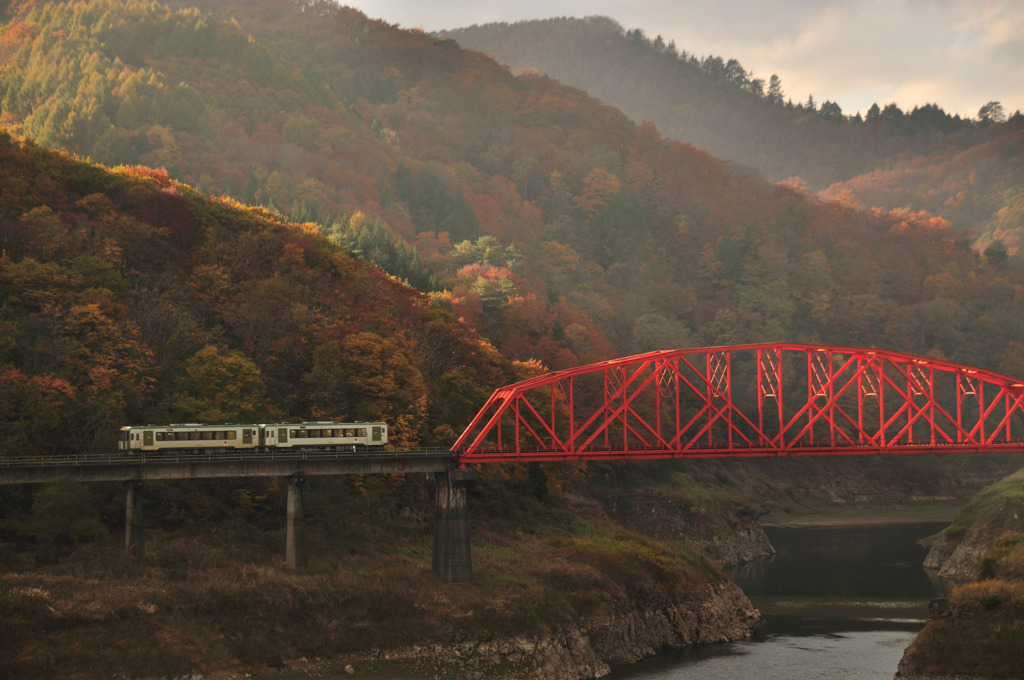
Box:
left=0, top=450, right=475, bottom=583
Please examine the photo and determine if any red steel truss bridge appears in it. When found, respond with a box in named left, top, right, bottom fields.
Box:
left=452, top=343, right=1024, bottom=464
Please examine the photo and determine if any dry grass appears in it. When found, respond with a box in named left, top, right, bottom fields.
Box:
left=1, top=501, right=728, bottom=679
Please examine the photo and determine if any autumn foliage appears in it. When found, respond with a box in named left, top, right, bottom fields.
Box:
left=2, top=0, right=1024, bottom=458
left=0, top=132, right=510, bottom=455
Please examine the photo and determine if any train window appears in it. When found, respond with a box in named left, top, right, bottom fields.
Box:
left=357, top=428, right=366, bottom=437
left=188, top=431, right=199, bottom=440
left=225, top=431, right=237, bottom=440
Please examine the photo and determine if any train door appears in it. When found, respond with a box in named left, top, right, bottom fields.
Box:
left=143, top=430, right=154, bottom=448
left=372, top=426, right=383, bottom=444
left=278, top=427, right=288, bottom=445
left=242, top=428, right=253, bottom=446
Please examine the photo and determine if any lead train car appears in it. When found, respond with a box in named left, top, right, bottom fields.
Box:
left=262, top=422, right=387, bottom=450
left=119, top=421, right=388, bottom=452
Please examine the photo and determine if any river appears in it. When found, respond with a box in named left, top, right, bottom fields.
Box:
left=607, top=521, right=946, bottom=680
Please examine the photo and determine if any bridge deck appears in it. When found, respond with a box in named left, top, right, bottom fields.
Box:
left=0, top=449, right=456, bottom=484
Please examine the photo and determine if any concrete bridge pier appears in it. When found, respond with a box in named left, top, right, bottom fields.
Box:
left=125, top=481, right=144, bottom=557
left=285, top=475, right=307, bottom=569
left=432, top=468, right=475, bottom=583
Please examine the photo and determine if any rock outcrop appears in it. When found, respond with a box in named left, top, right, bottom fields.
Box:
left=600, top=493, right=774, bottom=567
left=897, top=468, right=1024, bottom=679
left=921, top=507, right=1024, bottom=582
left=361, top=580, right=762, bottom=680
left=586, top=581, right=762, bottom=665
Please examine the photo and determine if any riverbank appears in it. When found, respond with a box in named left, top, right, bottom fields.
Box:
left=0, top=487, right=763, bottom=680
left=0, top=540, right=762, bottom=680
left=758, top=500, right=960, bottom=528
left=602, top=520, right=946, bottom=680
left=259, top=579, right=761, bottom=680
left=6, top=455, right=1022, bottom=680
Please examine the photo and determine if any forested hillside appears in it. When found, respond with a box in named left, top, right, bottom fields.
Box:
left=444, top=17, right=1024, bottom=250
left=3, top=0, right=1024, bottom=386
left=822, top=132, right=1024, bottom=256
left=0, top=131, right=512, bottom=455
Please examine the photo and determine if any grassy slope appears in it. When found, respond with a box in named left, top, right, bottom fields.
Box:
left=0, top=471, right=732, bottom=679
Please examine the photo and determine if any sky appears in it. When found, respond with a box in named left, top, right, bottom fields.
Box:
left=341, top=0, right=1024, bottom=119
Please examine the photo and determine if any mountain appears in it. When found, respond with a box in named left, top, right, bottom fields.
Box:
left=442, top=17, right=1024, bottom=246
left=2, top=0, right=1024, bottom=380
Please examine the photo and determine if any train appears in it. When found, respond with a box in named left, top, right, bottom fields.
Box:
left=118, top=421, right=388, bottom=453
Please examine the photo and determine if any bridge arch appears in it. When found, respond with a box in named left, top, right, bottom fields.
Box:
left=453, top=343, right=1024, bottom=463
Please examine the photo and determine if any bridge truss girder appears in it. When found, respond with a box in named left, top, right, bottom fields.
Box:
left=452, top=343, right=1024, bottom=463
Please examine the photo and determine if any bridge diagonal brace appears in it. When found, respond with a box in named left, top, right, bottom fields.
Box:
left=514, top=395, right=569, bottom=453
left=666, top=355, right=774, bottom=449
left=979, top=388, right=1024, bottom=445
left=780, top=353, right=861, bottom=446
left=571, top=362, right=665, bottom=453
left=992, top=390, right=1024, bottom=443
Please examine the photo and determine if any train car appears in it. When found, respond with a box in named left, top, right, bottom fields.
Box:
left=119, top=424, right=259, bottom=452
left=261, top=421, right=388, bottom=450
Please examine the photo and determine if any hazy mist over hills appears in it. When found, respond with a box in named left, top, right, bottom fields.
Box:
left=443, top=17, right=1024, bottom=250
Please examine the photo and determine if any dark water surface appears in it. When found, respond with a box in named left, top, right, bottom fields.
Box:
left=607, top=522, right=946, bottom=680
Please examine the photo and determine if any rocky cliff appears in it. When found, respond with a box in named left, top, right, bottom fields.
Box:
left=600, top=492, right=774, bottom=568
left=354, top=580, right=762, bottom=679
left=920, top=478, right=1024, bottom=582
left=897, top=468, right=1024, bottom=680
